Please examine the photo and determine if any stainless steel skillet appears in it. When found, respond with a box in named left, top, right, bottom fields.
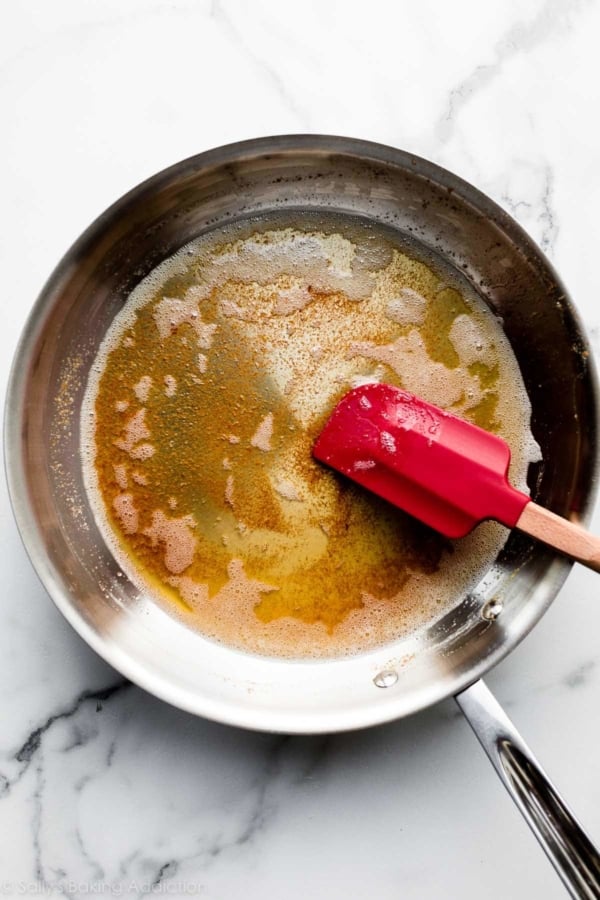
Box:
left=5, top=136, right=600, bottom=896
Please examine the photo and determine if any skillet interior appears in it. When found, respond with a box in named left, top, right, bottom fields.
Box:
left=5, top=136, right=598, bottom=732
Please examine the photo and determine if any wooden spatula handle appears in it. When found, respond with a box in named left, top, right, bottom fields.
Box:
left=516, top=502, right=600, bottom=573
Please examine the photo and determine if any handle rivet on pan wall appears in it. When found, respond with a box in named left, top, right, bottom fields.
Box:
left=373, top=670, right=399, bottom=688
left=481, top=598, right=504, bottom=621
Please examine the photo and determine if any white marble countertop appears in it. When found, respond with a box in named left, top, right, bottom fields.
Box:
left=2, top=1, right=600, bottom=897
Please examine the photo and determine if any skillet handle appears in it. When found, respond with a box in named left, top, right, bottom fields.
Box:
left=456, top=679, right=600, bottom=899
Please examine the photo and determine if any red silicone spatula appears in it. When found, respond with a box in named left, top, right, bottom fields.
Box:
left=313, top=382, right=600, bottom=571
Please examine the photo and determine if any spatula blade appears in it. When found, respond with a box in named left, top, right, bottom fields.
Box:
left=313, top=383, right=529, bottom=538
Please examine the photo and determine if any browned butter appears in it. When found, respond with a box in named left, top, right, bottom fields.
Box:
left=81, top=218, right=539, bottom=658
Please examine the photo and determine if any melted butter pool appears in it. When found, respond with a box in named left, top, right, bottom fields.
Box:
left=81, top=216, right=539, bottom=658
